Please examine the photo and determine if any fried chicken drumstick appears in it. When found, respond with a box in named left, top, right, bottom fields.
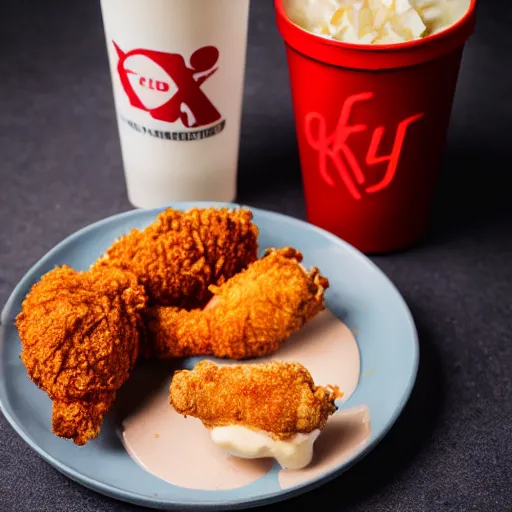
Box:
left=16, top=266, right=146, bottom=445
left=170, top=360, right=339, bottom=439
left=144, top=247, right=329, bottom=360
left=94, top=207, right=259, bottom=308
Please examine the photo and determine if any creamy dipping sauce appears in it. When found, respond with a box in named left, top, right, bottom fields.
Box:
left=119, top=310, right=370, bottom=490
left=210, top=426, right=321, bottom=470
left=278, top=405, right=370, bottom=489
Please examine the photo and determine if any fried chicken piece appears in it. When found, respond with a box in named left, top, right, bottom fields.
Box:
left=145, top=247, right=329, bottom=360
left=94, top=207, right=259, bottom=308
left=170, top=360, right=339, bottom=439
left=16, top=265, right=146, bottom=445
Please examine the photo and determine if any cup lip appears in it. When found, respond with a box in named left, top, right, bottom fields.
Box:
left=275, top=0, right=476, bottom=53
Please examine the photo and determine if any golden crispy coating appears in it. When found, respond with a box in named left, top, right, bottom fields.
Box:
left=170, top=360, right=339, bottom=439
left=94, top=207, right=259, bottom=308
left=16, top=265, right=146, bottom=445
left=145, top=247, right=329, bottom=360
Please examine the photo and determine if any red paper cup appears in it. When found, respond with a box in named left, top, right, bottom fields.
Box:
left=275, top=0, right=476, bottom=253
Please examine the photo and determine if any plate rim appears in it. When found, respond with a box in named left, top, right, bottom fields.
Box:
left=0, top=201, right=419, bottom=510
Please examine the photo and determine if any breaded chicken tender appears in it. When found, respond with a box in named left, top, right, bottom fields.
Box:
left=16, top=265, right=146, bottom=445
left=145, top=247, right=329, bottom=360
left=94, top=207, right=259, bottom=308
left=170, top=360, right=339, bottom=439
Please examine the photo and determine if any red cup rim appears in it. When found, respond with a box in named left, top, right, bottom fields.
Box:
left=275, top=0, right=476, bottom=69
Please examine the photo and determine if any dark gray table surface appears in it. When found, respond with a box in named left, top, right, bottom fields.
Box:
left=1, top=1, right=510, bottom=511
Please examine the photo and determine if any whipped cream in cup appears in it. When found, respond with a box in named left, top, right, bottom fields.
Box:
left=284, top=0, right=471, bottom=45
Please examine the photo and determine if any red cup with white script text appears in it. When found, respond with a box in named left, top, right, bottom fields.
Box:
left=275, top=0, right=476, bottom=253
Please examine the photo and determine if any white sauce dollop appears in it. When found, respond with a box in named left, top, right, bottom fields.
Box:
left=210, top=426, right=321, bottom=470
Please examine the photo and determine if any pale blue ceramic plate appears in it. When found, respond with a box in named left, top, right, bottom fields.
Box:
left=0, top=202, right=418, bottom=510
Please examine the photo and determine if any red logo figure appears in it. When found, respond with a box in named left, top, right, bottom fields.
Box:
left=305, top=92, right=424, bottom=200
left=113, top=42, right=222, bottom=128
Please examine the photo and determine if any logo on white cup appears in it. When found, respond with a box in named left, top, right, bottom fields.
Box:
left=113, top=42, right=224, bottom=135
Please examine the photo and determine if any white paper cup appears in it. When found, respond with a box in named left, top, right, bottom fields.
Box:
left=100, top=0, right=250, bottom=208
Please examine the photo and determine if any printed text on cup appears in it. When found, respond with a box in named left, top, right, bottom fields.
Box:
left=113, top=43, right=225, bottom=139
left=305, top=92, right=424, bottom=200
